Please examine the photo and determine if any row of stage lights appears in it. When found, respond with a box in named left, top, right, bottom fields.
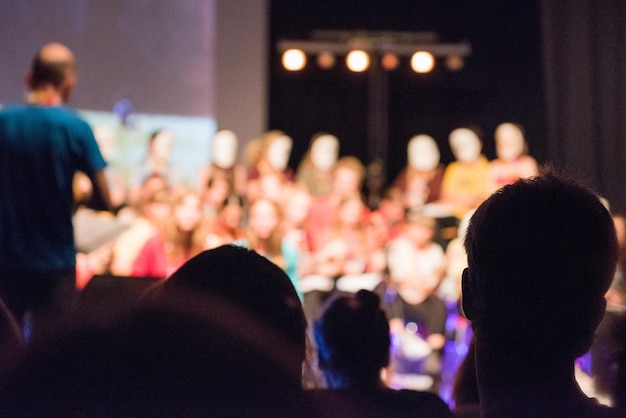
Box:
left=278, top=30, right=471, bottom=74
left=282, top=49, right=463, bottom=73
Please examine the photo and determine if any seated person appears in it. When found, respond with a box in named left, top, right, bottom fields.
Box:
left=157, top=245, right=306, bottom=362
left=0, top=292, right=307, bottom=416
left=0, top=245, right=310, bottom=416
left=197, top=129, right=247, bottom=200
left=296, top=132, right=340, bottom=197
left=204, top=194, right=246, bottom=249
left=310, top=289, right=452, bottom=418
left=393, top=134, right=445, bottom=209
left=487, top=122, right=538, bottom=194
left=591, top=213, right=626, bottom=405
left=306, top=156, right=367, bottom=253
left=127, top=129, right=182, bottom=208
left=462, top=170, right=624, bottom=417
left=381, top=215, right=447, bottom=393
left=370, top=187, right=406, bottom=247
left=109, top=180, right=170, bottom=279
left=245, top=130, right=294, bottom=203
left=440, top=127, right=489, bottom=219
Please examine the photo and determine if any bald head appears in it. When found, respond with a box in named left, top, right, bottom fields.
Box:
left=38, top=42, right=75, bottom=63
left=28, top=43, right=77, bottom=102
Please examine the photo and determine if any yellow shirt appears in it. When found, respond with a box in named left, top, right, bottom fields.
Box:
left=441, top=155, right=489, bottom=218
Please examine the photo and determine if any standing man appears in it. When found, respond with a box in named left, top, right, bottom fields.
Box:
left=0, top=43, right=111, bottom=334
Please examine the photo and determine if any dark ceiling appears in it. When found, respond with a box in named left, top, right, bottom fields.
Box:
left=268, top=0, right=545, bottom=185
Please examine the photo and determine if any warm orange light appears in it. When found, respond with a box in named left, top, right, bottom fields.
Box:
left=446, top=54, right=464, bottom=72
left=282, top=49, right=306, bottom=71
left=317, top=51, right=335, bottom=69
left=346, top=50, right=370, bottom=72
left=381, top=53, right=399, bottom=71
left=410, top=51, right=435, bottom=73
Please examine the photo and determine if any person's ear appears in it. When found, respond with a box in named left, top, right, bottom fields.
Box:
left=461, top=268, right=477, bottom=320
left=590, top=296, right=607, bottom=332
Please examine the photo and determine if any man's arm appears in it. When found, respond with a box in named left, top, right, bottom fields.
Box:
left=88, top=170, right=113, bottom=212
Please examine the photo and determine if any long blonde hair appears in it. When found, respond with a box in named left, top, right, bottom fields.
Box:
left=247, top=198, right=285, bottom=269
left=164, top=188, right=207, bottom=264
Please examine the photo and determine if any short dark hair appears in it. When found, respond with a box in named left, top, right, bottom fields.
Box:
left=30, top=52, right=75, bottom=90
left=314, top=290, right=389, bottom=382
left=464, top=171, right=618, bottom=356
left=163, top=245, right=307, bottom=363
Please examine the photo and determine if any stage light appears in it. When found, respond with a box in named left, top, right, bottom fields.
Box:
left=411, top=51, right=435, bottom=73
left=346, top=50, right=370, bottom=72
left=446, top=54, right=464, bottom=72
left=317, top=51, right=335, bottom=69
left=381, top=53, right=399, bottom=71
left=282, top=49, right=306, bottom=71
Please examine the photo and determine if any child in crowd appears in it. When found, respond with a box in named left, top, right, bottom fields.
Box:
left=307, top=156, right=367, bottom=253
left=370, top=186, right=407, bottom=247
left=310, top=289, right=453, bottom=417
left=236, top=198, right=301, bottom=299
left=197, top=129, right=247, bottom=200
left=163, top=189, right=206, bottom=276
left=282, top=186, right=315, bottom=279
left=487, top=122, right=538, bottom=193
left=440, top=127, right=489, bottom=219
left=204, top=195, right=247, bottom=249
left=296, top=133, right=340, bottom=197
left=393, top=134, right=445, bottom=208
left=313, top=193, right=385, bottom=279
left=109, top=182, right=170, bottom=279
left=381, top=214, right=447, bottom=393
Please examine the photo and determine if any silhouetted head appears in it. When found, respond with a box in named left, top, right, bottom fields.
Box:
left=314, top=290, right=389, bottom=388
left=161, top=245, right=307, bottom=367
left=27, top=43, right=76, bottom=102
left=463, top=171, right=618, bottom=359
left=0, top=293, right=307, bottom=416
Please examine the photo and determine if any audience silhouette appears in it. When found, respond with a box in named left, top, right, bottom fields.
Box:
left=0, top=245, right=310, bottom=416
left=310, top=289, right=452, bottom=417
left=462, top=171, right=623, bottom=417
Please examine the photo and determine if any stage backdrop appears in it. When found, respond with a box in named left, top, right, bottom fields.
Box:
left=0, top=0, right=267, bottom=188
left=541, top=0, right=626, bottom=211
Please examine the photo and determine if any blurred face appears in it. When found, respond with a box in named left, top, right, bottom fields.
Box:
left=339, top=198, right=363, bottom=226
left=333, top=167, right=361, bottom=196
left=408, top=135, right=440, bottom=171
left=212, top=130, right=237, bottom=168
left=151, top=131, right=173, bottom=161
left=249, top=200, right=279, bottom=240
left=260, top=174, right=284, bottom=202
left=205, top=178, right=230, bottom=207
left=406, top=223, right=434, bottom=249
left=220, top=202, right=243, bottom=230
left=140, top=177, right=167, bottom=205
left=495, top=123, right=525, bottom=162
left=405, top=178, right=429, bottom=207
left=449, top=128, right=482, bottom=163
left=285, top=191, right=311, bottom=226
left=267, top=136, right=292, bottom=171
left=380, top=199, right=405, bottom=224
left=175, top=194, right=202, bottom=232
left=145, top=200, right=170, bottom=224
left=311, top=135, right=339, bottom=171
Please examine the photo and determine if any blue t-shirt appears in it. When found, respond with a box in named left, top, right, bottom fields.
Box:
left=0, top=104, right=106, bottom=271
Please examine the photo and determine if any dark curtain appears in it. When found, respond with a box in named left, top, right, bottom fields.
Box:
left=541, top=0, right=626, bottom=210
